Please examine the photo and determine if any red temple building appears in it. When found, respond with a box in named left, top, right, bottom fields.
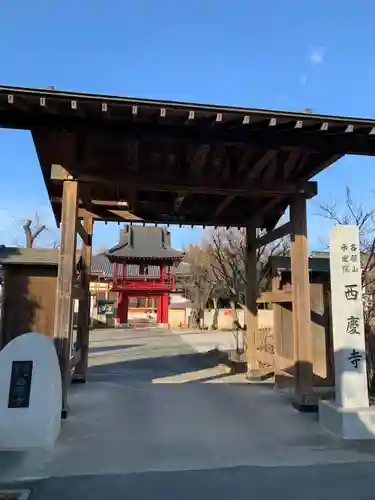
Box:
left=106, top=225, right=183, bottom=327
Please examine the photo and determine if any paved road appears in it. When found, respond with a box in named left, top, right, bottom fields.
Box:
left=2, top=328, right=375, bottom=499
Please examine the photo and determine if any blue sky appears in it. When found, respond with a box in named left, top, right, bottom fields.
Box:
left=0, top=0, right=375, bottom=251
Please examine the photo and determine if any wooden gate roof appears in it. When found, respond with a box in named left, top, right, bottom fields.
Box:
left=1, top=85, right=375, bottom=229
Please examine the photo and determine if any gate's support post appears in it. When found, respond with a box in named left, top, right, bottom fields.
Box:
left=156, top=296, right=162, bottom=323
left=245, top=224, right=259, bottom=379
left=162, top=292, right=169, bottom=326
left=53, top=178, right=79, bottom=418
left=115, top=292, right=123, bottom=326
left=73, top=215, right=93, bottom=383
left=123, top=294, right=129, bottom=324
left=290, top=195, right=316, bottom=410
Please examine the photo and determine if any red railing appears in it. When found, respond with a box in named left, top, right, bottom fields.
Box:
left=112, top=277, right=173, bottom=291
left=112, top=262, right=176, bottom=291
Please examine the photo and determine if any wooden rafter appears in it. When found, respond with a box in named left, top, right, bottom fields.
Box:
left=302, top=152, right=344, bottom=180
left=190, top=144, right=210, bottom=173
left=283, top=149, right=303, bottom=179
left=250, top=197, right=288, bottom=229
left=247, top=150, right=278, bottom=181
left=173, top=192, right=187, bottom=212
left=214, top=195, right=235, bottom=216
left=236, top=147, right=254, bottom=178
left=126, top=139, right=139, bottom=170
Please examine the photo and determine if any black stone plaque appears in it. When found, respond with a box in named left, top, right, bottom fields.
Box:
left=8, top=360, right=33, bottom=409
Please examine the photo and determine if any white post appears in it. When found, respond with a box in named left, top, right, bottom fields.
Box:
left=329, top=225, right=368, bottom=408
left=319, top=225, right=375, bottom=439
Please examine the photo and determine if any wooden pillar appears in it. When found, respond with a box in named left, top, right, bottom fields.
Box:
left=74, top=216, right=93, bottom=383
left=156, top=296, right=162, bottom=323
left=290, top=195, right=315, bottom=409
left=245, top=224, right=258, bottom=377
left=171, top=261, right=176, bottom=290
left=162, top=292, right=169, bottom=325
left=124, top=294, right=129, bottom=323
left=53, top=179, right=79, bottom=418
left=116, top=292, right=123, bottom=326
left=119, top=293, right=128, bottom=323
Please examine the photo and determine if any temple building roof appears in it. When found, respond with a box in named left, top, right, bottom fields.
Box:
left=91, top=254, right=189, bottom=280
left=106, top=225, right=183, bottom=261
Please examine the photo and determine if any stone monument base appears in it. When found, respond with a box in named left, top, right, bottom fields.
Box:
left=319, top=400, right=375, bottom=439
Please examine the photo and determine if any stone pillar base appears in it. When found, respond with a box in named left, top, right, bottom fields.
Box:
left=293, top=392, right=318, bottom=413
left=319, top=400, right=375, bottom=439
left=71, top=373, right=86, bottom=384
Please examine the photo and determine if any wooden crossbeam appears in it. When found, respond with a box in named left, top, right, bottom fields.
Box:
left=51, top=164, right=72, bottom=181
left=78, top=207, right=142, bottom=222
left=258, top=290, right=292, bottom=303
left=84, top=200, right=129, bottom=208
left=58, top=170, right=318, bottom=198
left=76, top=220, right=92, bottom=246
left=255, top=221, right=292, bottom=248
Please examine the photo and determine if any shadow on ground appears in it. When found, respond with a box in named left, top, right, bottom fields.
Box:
left=87, top=349, right=237, bottom=384
left=5, top=462, right=375, bottom=500
left=89, top=344, right=143, bottom=354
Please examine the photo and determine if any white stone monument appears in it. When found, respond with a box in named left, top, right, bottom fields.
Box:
left=0, top=332, right=62, bottom=450
left=319, top=225, right=375, bottom=439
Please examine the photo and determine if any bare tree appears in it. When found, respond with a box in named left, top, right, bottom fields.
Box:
left=22, top=213, right=47, bottom=248
left=320, top=186, right=375, bottom=390
left=182, top=243, right=220, bottom=329
left=206, top=227, right=289, bottom=320
left=182, top=227, right=289, bottom=334
left=197, top=227, right=289, bottom=353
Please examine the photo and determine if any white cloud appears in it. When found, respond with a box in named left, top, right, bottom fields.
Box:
left=299, top=73, right=308, bottom=85
left=308, top=46, right=324, bottom=65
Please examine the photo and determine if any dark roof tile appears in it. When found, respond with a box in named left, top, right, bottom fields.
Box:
left=0, top=247, right=81, bottom=266
left=107, top=226, right=183, bottom=260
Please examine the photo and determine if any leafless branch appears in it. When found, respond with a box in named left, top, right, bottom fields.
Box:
left=22, top=214, right=47, bottom=248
